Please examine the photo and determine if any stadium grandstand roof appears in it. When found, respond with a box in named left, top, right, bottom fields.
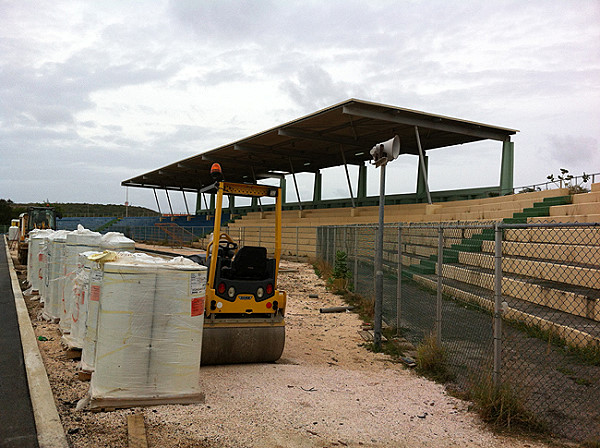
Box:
left=122, top=98, right=518, bottom=192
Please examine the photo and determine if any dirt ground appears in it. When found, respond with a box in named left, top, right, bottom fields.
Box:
left=17, top=255, right=554, bottom=448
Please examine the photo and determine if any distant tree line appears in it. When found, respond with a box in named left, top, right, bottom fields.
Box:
left=0, top=200, right=159, bottom=226
left=0, top=199, right=26, bottom=226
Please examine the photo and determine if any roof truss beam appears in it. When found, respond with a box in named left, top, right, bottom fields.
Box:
left=277, top=128, right=368, bottom=148
left=342, top=105, right=511, bottom=142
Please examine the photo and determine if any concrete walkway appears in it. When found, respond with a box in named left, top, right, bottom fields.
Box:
left=1, top=238, right=68, bottom=448
left=0, top=239, right=38, bottom=447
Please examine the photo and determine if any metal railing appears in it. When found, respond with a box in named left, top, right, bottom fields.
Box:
left=317, top=221, right=600, bottom=443
left=513, top=171, right=599, bottom=194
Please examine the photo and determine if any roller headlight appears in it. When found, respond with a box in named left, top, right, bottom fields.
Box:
left=256, top=287, right=264, bottom=299
left=227, top=286, right=236, bottom=298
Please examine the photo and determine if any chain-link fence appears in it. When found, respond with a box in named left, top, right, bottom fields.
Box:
left=110, top=225, right=214, bottom=246
left=117, top=224, right=319, bottom=260
left=317, top=222, right=600, bottom=443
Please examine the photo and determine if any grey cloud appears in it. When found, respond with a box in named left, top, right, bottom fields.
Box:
left=547, top=135, right=599, bottom=166
left=280, top=65, right=366, bottom=110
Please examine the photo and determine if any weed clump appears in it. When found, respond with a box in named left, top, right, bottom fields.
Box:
left=415, top=334, right=453, bottom=383
left=470, top=375, right=545, bottom=432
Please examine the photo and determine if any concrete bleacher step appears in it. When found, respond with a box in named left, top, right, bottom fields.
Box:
left=438, top=261, right=600, bottom=321
left=541, top=195, right=572, bottom=206
left=459, top=251, right=600, bottom=289
left=429, top=252, right=459, bottom=264
left=408, top=273, right=600, bottom=348
left=513, top=206, right=550, bottom=219
left=503, top=217, right=528, bottom=224
left=481, top=240, right=600, bottom=266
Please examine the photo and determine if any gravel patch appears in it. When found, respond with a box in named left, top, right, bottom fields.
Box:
left=22, top=258, right=551, bottom=447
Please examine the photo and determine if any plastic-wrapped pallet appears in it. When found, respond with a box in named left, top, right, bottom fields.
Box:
left=99, top=232, right=135, bottom=252
left=148, top=256, right=206, bottom=395
left=82, top=252, right=206, bottom=410
left=80, top=254, right=106, bottom=373
left=27, top=229, right=55, bottom=293
left=81, top=252, right=153, bottom=373
left=68, top=251, right=103, bottom=351
left=39, top=236, right=52, bottom=304
left=42, top=230, right=70, bottom=321
left=8, top=222, right=19, bottom=241
left=60, top=225, right=101, bottom=336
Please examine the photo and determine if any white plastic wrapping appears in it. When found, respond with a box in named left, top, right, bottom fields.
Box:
left=81, top=252, right=166, bottom=372
left=8, top=225, right=19, bottom=241
left=60, top=225, right=101, bottom=334
left=43, top=230, right=70, bottom=321
left=149, top=258, right=206, bottom=394
left=39, top=239, right=51, bottom=304
left=80, top=259, right=103, bottom=372
left=67, top=251, right=103, bottom=350
left=88, top=253, right=206, bottom=403
left=91, top=261, right=158, bottom=398
left=27, top=229, right=55, bottom=291
left=99, top=232, right=135, bottom=252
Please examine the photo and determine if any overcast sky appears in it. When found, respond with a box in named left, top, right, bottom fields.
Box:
left=1, top=0, right=599, bottom=213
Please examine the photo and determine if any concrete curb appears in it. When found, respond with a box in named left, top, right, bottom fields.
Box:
left=4, top=237, right=69, bottom=448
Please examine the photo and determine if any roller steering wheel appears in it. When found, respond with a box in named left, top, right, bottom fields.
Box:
left=219, top=240, right=238, bottom=251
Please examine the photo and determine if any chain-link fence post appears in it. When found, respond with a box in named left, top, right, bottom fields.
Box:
left=333, top=226, right=337, bottom=264
left=325, top=227, right=329, bottom=264
left=436, top=225, right=443, bottom=345
left=396, top=225, right=402, bottom=335
left=353, top=226, right=358, bottom=293
left=493, top=222, right=503, bottom=388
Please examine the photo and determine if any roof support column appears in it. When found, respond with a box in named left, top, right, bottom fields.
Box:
left=415, top=126, right=433, bottom=204
left=313, top=171, right=322, bottom=205
left=251, top=166, right=263, bottom=213
left=357, top=164, right=367, bottom=204
left=289, top=158, right=303, bottom=211
left=153, top=188, right=162, bottom=215
left=340, top=146, right=356, bottom=208
left=165, top=189, right=174, bottom=215
left=500, top=138, right=514, bottom=195
left=416, top=154, right=429, bottom=203
left=195, top=191, right=202, bottom=214
left=181, top=189, right=190, bottom=215
left=210, top=193, right=215, bottom=212
left=229, top=195, right=235, bottom=215
left=280, top=177, right=287, bottom=206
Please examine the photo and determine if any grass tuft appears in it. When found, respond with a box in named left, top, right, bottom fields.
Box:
left=415, top=334, right=454, bottom=383
left=470, top=374, right=545, bottom=432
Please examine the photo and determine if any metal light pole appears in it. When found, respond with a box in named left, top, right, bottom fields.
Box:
left=371, top=135, right=400, bottom=350
left=374, top=161, right=386, bottom=348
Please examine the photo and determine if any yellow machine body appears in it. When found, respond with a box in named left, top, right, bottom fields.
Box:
left=200, top=181, right=286, bottom=365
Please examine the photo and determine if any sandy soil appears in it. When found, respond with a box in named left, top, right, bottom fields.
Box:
left=18, top=256, right=552, bottom=448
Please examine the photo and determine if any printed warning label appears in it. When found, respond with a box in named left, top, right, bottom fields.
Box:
left=90, top=285, right=101, bottom=302
left=191, top=296, right=205, bottom=317
left=190, top=272, right=206, bottom=296
left=91, top=270, right=103, bottom=283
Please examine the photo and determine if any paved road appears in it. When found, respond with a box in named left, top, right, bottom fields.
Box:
left=0, top=241, right=38, bottom=448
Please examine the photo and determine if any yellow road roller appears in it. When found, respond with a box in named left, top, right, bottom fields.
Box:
left=199, top=165, right=286, bottom=365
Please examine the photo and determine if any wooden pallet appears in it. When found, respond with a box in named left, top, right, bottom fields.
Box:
left=128, top=414, right=148, bottom=448
left=88, top=392, right=205, bottom=412
left=60, top=335, right=83, bottom=359
left=358, top=329, right=388, bottom=343
left=77, top=370, right=92, bottom=382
